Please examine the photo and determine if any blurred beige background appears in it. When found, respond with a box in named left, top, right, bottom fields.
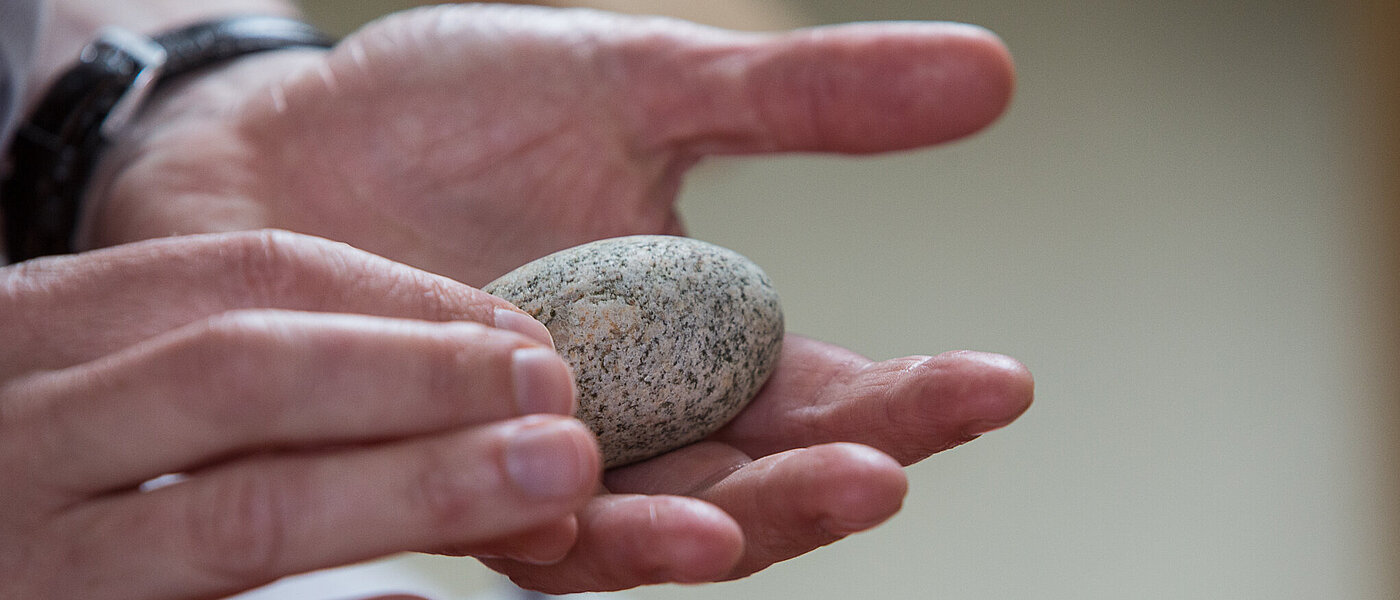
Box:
left=288, top=1, right=1399, bottom=598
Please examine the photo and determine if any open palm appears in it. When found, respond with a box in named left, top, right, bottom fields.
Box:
left=88, top=4, right=1014, bottom=286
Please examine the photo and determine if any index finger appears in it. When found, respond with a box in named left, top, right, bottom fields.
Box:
left=0, top=230, right=551, bottom=375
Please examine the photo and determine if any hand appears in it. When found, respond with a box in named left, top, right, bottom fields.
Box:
left=82, top=4, right=1015, bottom=287
left=74, top=4, right=1029, bottom=593
left=0, top=231, right=601, bottom=600
left=474, top=342, right=1031, bottom=593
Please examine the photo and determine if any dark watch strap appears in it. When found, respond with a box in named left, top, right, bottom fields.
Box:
left=0, top=16, right=335, bottom=263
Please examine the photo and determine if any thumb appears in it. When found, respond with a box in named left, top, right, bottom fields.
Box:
left=623, top=20, right=1016, bottom=155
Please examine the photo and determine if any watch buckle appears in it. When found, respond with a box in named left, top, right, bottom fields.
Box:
left=87, top=27, right=169, bottom=139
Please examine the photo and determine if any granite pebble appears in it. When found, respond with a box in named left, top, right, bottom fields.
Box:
left=484, top=235, right=784, bottom=468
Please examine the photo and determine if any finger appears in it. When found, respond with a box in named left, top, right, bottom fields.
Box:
left=611, top=442, right=907, bottom=580
left=435, top=516, right=580, bottom=566
left=713, top=336, right=1034, bottom=465
left=483, top=494, right=745, bottom=594
left=620, top=20, right=1015, bottom=155
left=602, top=441, right=754, bottom=497
left=0, top=230, right=551, bottom=375
left=35, top=415, right=599, bottom=600
left=490, top=442, right=907, bottom=592
left=2, top=310, right=575, bottom=498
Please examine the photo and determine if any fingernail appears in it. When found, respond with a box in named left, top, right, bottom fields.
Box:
left=494, top=308, right=554, bottom=347
left=506, top=420, right=597, bottom=498
left=512, top=347, right=576, bottom=415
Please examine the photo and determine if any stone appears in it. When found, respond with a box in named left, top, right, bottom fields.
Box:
left=484, top=235, right=784, bottom=468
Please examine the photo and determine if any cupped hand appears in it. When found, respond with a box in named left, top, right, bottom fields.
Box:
left=0, top=231, right=600, bottom=600
left=73, top=3, right=1029, bottom=594
left=476, top=341, right=1031, bottom=593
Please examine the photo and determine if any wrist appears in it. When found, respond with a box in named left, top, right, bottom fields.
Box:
left=78, top=47, right=328, bottom=251
left=2, top=16, right=334, bottom=261
left=28, top=0, right=300, bottom=114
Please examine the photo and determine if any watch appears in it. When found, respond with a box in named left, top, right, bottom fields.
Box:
left=0, top=15, right=335, bottom=263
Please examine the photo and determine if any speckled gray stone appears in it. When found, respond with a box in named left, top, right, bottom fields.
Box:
left=484, top=235, right=784, bottom=468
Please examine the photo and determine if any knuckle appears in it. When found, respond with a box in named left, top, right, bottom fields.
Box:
left=194, top=229, right=364, bottom=309
left=208, top=230, right=485, bottom=322
left=182, top=471, right=291, bottom=584
left=183, top=311, right=273, bottom=383
left=171, top=310, right=292, bottom=431
left=217, top=230, right=328, bottom=305
left=413, top=275, right=499, bottom=324
left=420, top=323, right=497, bottom=414
left=196, top=307, right=289, bottom=344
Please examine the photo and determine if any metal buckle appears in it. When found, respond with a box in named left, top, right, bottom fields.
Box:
left=85, top=27, right=169, bottom=139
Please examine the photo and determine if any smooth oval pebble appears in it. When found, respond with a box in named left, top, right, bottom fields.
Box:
left=484, top=235, right=784, bottom=468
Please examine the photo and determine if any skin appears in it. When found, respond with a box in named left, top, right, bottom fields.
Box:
left=1, top=3, right=1033, bottom=598
left=0, top=231, right=599, bottom=600
left=83, top=5, right=1018, bottom=286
